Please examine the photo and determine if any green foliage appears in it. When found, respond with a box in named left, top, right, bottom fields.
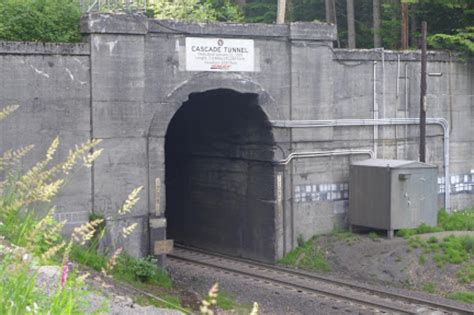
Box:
left=422, top=282, right=436, bottom=293
left=48, top=272, right=91, bottom=314
left=447, top=291, right=474, bottom=304
left=70, top=243, right=108, bottom=272
left=244, top=0, right=276, bottom=23
left=368, top=232, right=380, bottom=241
left=438, top=208, right=474, bottom=231
left=296, top=234, right=305, bottom=247
left=411, top=235, right=474, bottom=267
left=113, top=253, right=172, bottom=288
left=457, top=263, right=474, bottom=284
left=278, top=237, right=331, bottom=272
left=396, top=208, right=474, bottom=238
left=210, top=290, right=252, bottom=313
left=135, top=294, right=185, bottom=311
left=397, top=224, right=443, bottom=238
left=419, top=254, right=426, bottom=265
left=215, top=291, right=237, bottom=310
left=0, top=176, right=64, bottom=258
left=0, top=255, right=96, bottom=314
left=428, top=27, right=474, bottom=55
left=0, top=0, right=81, bottom=42
left=70, top=244, right=173, bottom=288
left=0, top=257, right=38, bottom=315
left=331, top=228, right=359, bottom=244
left=150, top=0, right=243, bottom=22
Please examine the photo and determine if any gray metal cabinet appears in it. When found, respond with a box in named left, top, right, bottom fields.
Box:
left=349, top=159, right=438, bottom=238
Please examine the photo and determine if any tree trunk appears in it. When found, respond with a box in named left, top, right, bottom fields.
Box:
left=401, top=1, right=409, bottom=49
left=235, top=0, right=246, bottom=8
left=277, top=0, right=286, bottom=23
left=325, top=0, right=336, bottom=24
left=411, top=9, right=417, bottom=47
left=373, top=0, right=382, bottom=47
left=347, top=0, right=356, bottom=48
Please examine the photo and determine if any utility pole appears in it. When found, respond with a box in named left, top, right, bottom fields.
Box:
left=277, top=0, right=286, bottom=24
left=419, top=21, right=427, bottom=162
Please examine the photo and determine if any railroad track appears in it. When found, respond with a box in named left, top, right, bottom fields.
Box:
left=169, top=245, right=473, bottom=314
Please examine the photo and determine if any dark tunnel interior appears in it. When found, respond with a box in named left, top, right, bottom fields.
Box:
left=165, top=89, right=276, bottom=261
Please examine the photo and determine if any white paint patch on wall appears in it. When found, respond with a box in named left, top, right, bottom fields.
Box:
left=295, top=170, right=474, bottom=205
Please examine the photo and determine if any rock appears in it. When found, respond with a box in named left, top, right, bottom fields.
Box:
left=35, top=265, right=62, bottom=295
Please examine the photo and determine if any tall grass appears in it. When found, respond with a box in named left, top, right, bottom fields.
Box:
left=0, top=104, right=141, bottom=314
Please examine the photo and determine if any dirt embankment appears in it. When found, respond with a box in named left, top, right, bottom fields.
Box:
left=314, top=231, right=474, bottom=295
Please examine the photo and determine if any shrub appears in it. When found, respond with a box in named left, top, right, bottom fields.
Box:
left=113, top=253, right=172, bottom=287
left=438, top=208, right=474, bottom=231
left=278, top=237, right=331, bottom=272
left=0, top=0, right=81, bottom=42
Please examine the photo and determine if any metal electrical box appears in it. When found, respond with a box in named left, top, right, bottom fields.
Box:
left=349, top=159, right=438, bottom=238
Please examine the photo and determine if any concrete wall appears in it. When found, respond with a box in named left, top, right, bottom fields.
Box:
left=290, top=50, right=473, bottom=244
left=0, top=41, right=91, bottom=234
left=0, top=14, right=472, bottom=261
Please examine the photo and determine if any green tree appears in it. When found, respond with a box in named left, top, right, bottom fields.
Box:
left=429, top=26, right=474, bottom=55
left=0, top=0, right=81, bottom=42
left=150, top=0, right=243, bottom=22
left=244, top=0, right=277, bottom=23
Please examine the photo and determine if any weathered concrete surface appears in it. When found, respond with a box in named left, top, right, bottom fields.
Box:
left=0, top=42, right=91, bottom=234
left=0, top=14, right=472, bottom=262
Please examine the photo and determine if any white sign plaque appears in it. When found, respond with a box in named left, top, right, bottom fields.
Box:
left=185, top=37, right=255, bottom=72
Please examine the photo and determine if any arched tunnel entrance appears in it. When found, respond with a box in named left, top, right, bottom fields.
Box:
left=165, top=89, right=276, bottom=262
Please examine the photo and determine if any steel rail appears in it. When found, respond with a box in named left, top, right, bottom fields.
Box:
left=170, top=245, right=472, bottom=314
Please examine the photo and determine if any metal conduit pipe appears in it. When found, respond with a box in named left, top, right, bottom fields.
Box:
left=270, top=118, right=450, bottom=211
left=273, top=149, right=375, bottom=165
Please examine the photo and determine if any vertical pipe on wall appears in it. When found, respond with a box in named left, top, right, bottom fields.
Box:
left=396, top=54, right=400, bottom=98
left=373, top=61, right=378, bottom=158
left=420, top=21, right=427, bottom=163
left=381, top=49, right=386, bottom=158
left=404, top=63, right=409, bottom=158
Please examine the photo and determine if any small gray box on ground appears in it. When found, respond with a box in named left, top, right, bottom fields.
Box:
left=349, top=159, right=438, bottom=238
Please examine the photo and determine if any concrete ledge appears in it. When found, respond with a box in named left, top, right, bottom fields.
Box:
left=334, top=48, right=462, bottom=62
left=0, top=41, right=90, bottom=55
left=289, top=22, right=337, bottom=41
left=149, top=20, right=337, bottom=41
left=81, top=13, right=148, bottom=34
left=149, top=19, right=288, bottom=38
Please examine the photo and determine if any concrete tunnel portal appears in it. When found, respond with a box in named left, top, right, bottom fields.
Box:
left=165, top=89, right=277, bottom=262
